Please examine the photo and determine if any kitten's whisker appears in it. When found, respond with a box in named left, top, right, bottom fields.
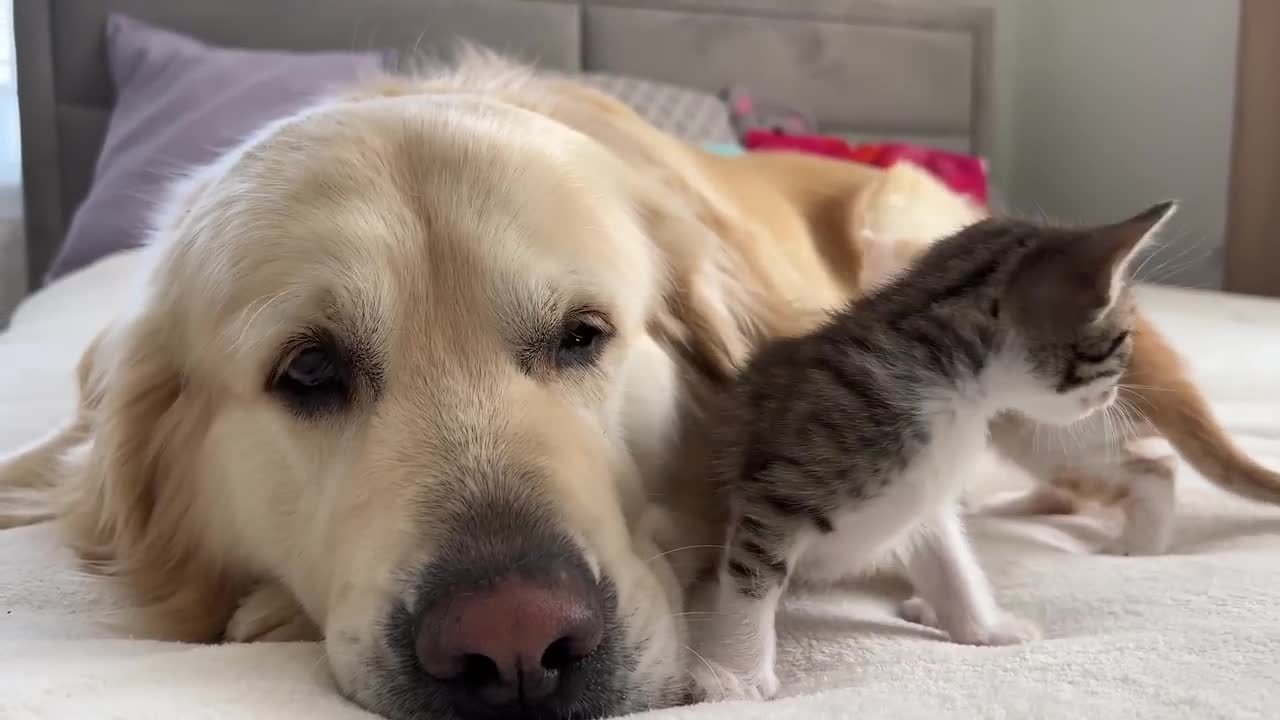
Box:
left=683, top=644, right=725, bottom=698
left=1131, top=232, right=1190, bottom=279
left=1120, top=383, right=1174, bottom=393
left=1131, top=245, right=1162, bottom=279
left=1101, top=404, right=1115, bottom=447
left=1131, top=233, right=1193, bottom=280
left=1111, top=399, right=1134, bottom=440
left=670, top=611, right=733, bottom=619
left=1058, top=417, right=1073, bottom=456
left=1114, top=396, right=1151, bottom=437
left=1115, top=392, right=1150, bottom=420
left=1110, top=404, right=1133, bottom=442
left=1063, top=416, right=1083, bottom=453
left=1117, top=389, right=1157, bottom=426
left=1030, top=200, right=1050, bottom=223
left=1114, top=409, right=1126, bottom=442
left=1141, top=238, right=1216, bottom=284
left=646, top=545, right=725, bottom=564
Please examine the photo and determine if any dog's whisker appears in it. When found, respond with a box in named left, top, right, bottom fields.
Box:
left=229, top=289, right=294, bottom=350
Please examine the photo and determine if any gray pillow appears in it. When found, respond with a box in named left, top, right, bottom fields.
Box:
left=577, top=73, right=737, bottom=145
left=47, top=14, right=392, bottom=280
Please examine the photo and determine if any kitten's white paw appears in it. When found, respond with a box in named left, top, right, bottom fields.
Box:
left=683, top=571, right=785, bottom=703
left=949, top=613, right=1041, bottom=646
left=687, top=654, right=780, bottom=703
left=225, top=582, right=320, bottom=643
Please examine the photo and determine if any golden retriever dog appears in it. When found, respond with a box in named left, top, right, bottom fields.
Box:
left=0, top=52, right=886, bottom=720
left=3, top=50, right=1268, bottom=720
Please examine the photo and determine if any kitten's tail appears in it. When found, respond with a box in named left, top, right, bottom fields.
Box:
left=1131, top=313, right=1280, bottom=504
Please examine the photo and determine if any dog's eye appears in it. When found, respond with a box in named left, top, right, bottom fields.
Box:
left=271, top=338, right=351, bottom=416
left=555, top=316, right=610, bottom=369
left=288, top=347, right=339, bottom=386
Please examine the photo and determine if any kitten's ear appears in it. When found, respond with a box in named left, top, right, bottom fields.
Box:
left=1098, top=200, right=1177, bottom=274
left=1072, top=200, right=1177, bottom=313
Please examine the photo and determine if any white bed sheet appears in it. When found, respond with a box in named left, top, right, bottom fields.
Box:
left=2, top=250, right=1279, bottom=719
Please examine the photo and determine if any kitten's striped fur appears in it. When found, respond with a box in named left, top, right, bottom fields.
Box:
left=688, top=203, right=1174, bottom=702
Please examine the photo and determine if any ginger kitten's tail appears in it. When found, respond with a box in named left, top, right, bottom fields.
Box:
left=1129, top=313, right=1280, bottom=503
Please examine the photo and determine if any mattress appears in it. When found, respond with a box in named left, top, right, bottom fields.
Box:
left=2, top=250, right=1279, bottom=719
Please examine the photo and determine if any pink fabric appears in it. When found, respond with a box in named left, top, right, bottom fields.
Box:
left=743, top=130, right=989, bottom=207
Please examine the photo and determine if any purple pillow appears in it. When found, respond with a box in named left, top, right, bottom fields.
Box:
left=48, top=14, right=392, bottom=280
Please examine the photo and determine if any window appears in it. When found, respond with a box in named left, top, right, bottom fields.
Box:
left=0, top=4, right=19, bottom=190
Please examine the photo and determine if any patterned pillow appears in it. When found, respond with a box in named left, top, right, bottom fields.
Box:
left=577, top=73, right=737, bottom=145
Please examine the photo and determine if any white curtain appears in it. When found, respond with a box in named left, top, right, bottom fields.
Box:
left=0, top=4, right=18, bottom=192
left=0, top=3, right=22, bottom=317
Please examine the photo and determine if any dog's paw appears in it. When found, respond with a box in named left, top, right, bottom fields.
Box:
left=687, top=654, right=779, bottom=703
left=225, top=582, right=320, bottom=643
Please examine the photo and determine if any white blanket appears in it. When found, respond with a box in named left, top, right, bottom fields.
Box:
left=2, top=251, right=1279, bottom=719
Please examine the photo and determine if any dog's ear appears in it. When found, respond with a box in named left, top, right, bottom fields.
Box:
left=60, top=300, right=238, bottom=641
left=638, top=178, right=823, bottom=386
left=638, top=193, right=765, bottom=385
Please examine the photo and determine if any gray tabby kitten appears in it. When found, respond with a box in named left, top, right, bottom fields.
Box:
left=687, top=202, right=1175, bottom=702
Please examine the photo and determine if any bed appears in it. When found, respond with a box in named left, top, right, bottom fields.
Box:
left=3, top=1, right=1278, bottom=718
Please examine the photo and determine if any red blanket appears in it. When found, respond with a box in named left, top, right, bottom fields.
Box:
left=743, top=129, right=989, bottom=207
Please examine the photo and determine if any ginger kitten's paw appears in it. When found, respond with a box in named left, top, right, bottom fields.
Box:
left=225, top=582, right=320, bottom=643
left=956, top=613, right=1042, bottom=646
left=899, top=596, right=1039, bottom=646
left=1103, top=527, right=1172, bottom=557
left=687, top=654, right=780, bottom=703
left=898, top=596, right=938, bottom=627
left=973, top=487, right=1079, bottom=517
left=1104, top=466, right=1177, bottom=556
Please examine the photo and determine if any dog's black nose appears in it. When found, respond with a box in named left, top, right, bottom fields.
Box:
left=415, top=560, right=606, bottom=718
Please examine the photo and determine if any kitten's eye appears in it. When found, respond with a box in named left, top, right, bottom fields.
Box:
left=1105, top=330, right=1131, bottom=356
left=1074, top=330, right=1131, bottom=364
left=271, top=337, right=351, bottom=416
left=989, top=299, right=1001, bottom=318
left=555, top=316, right=610, bottom=369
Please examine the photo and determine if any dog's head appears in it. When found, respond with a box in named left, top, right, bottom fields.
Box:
left=63, top=85, right=758, bottom=718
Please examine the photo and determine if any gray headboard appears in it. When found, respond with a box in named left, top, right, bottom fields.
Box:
left=15, top=0, right=994, bottom=289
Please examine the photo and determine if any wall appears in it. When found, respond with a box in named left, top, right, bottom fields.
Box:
left=987, top=0, right=1240, bottom=289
